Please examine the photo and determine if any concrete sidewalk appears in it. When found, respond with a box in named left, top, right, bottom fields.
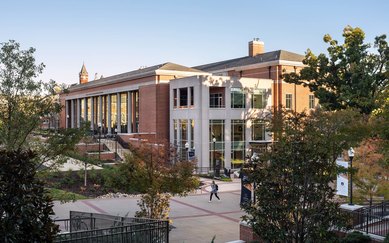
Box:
left=53, top=178, right=243, bottom=243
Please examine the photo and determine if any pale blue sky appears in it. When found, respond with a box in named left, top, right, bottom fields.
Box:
left=1, top=0, right=388, bottom=84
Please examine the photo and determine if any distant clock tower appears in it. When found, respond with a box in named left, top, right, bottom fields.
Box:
left=79, top=63, right=88, bottom=84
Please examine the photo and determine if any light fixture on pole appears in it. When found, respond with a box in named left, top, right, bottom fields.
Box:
left=185, top=142, right=189, bottom=161
left=348, top=147, right=355, bottom=205
left=98, top=122, right=102, bottom=160
left=212, top=137, right=216, bottom=177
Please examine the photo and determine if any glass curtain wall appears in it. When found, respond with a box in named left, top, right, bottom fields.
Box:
left=87, top=98, right=91, bottom=123
left=111, top=94, right=117, bottom=131
left=120, top=93, right=128, bottom=132
left=209, top=120, right=225, bottom=169
left=231, top=120, right=245, bottom=168
left=179, top=119, right=188, bottom=160
left=80, top=99, right=85, bottom=123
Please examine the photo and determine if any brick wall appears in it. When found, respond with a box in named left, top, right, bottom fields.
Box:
left=87, top=152, right=115, bottom=161
left=76, top=143, right=104, bottom=154
left=240, top=222, right=263, bottom=242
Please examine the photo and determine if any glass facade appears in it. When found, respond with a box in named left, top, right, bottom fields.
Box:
left=179, top=119, right=188, bottom=159
left=120, top=93, right=128, bottom=132
left=87, top=97, right=91, bottom=123
left=111, top=94, right=117, bottom=131
left=231, top=120, right=245, bottom=168
left=209, top=120, right=225, bottom=169
left=80, top=99, right=85, bottom=122
left=231, top=88, right=245, bottom=108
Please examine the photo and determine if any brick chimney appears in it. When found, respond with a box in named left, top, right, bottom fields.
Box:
left=79, top=63, right=88, bottom=84
left=248, top=38, right=264, bottom=57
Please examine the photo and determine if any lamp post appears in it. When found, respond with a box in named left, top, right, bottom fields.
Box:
left=98, top=123, right=101, bottom=160
left=66, top=114, right=70, bottom=128
left=185, top=142, right=189, bottom=161
left=212, top=137, right=216, bottom=177
left=348, top=147, right=355, bottom=205
left=114, top=127, right=118, bottom=159
left=251, top=152, right=259, bottom=204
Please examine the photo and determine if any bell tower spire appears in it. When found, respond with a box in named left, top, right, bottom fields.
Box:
left=79, top=63, right=88, bottom=84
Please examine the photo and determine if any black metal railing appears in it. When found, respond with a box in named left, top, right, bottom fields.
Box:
left=54, top=211, right=169, bottom=243
left=346, top=201, right=389, bottom=237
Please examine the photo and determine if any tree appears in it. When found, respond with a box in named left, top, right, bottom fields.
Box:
left=284, top=26, right=388, bottom=115
left=242, top=109, right=367, bottom=242
left=0, top=40, right=84, bottom=164
left=108, top=141, right=199, bottom=220
left=354, top=138, right=389, bottom=203
left=0, top=150, right=59, bottom=242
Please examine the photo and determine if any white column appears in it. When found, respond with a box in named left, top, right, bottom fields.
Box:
left=117, top=92, right=121, bottom=133
left=70, top=99, right=75, bottom=128
left=107, top=94, right=112, bottom=135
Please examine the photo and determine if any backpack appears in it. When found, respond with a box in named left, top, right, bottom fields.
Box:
left=215, top=184, right=219, bottom=191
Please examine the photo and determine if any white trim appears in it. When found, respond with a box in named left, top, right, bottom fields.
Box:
left=207, top=60, right=305, bottom=74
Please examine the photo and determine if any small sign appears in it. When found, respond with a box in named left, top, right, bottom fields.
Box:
left=188, top=150, right=195, bottom=160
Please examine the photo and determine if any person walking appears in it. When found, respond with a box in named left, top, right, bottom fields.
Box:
left=209, top=180, right=220, bottom=202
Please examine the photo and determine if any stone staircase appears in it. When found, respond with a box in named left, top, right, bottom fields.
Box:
left=100, top=138, right=130, bottom=161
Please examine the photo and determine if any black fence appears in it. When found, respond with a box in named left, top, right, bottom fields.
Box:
left=346, top=201, right=389, bottom=237
left=54, top=211, right=169, bottom=243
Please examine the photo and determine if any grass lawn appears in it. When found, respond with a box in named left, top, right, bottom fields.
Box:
left=47, top=188, right=88, bottom=202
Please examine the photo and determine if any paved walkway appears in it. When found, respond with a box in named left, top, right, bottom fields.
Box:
left=53, top=178, right=243, bottom=243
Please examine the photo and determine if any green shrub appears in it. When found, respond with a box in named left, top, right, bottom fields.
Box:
left=0, top=150, right=59, bottom=241
left=342, top=231, right=371, bottom=243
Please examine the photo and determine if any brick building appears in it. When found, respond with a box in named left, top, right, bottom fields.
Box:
left=60, top=39, right=316, bottom=169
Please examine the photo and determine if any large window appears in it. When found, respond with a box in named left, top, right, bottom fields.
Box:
left=190, top=87, right=194, bottom=107
left=86, top=97, right=91, bottom=123
left=209, top=120, right=225, bottom=169
left=252, top=120, right=266, bottom=141
left=286, top=94, right=293, bottom=109
left=120, top=93, right=128, bottom=132
left=173, top=89, right=177, bottom=108
left=179, top=88, right=188, bottom=107
left=210, top=93, right=223, bottom=108
left=252, top=89, right=267, bottom=109
left=209, top=87, right=225, bottom=108
left=111, top=94, right=117, bottom=131
left=179, top=119, right=188, bottom=159
left=80, top=99, right=85, bottom=122
left=231, top=88, right=245, bottom=108
left=231, top=120, right=245, bottom=168
left=309, top=94, right=315, bottom=109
